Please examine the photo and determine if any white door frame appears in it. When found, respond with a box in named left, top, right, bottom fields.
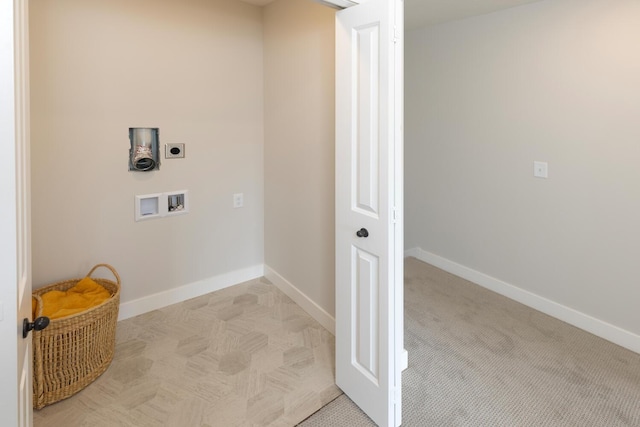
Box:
left=1, top=0, right=33, bottom=426
left=0, top=0, right=20, bottom=419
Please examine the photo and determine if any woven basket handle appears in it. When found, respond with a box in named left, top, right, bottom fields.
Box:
left=86, top=263, right=121, bottom=285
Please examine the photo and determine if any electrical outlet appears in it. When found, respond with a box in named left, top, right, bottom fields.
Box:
left=534, top=161, right=548, bottom=179
left=233, top=193, right=244, bottom=208
left=165, top=143, right=185, bottom=159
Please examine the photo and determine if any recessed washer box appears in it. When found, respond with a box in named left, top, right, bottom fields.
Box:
left=165, top=143, right=185, bottom=159
left=135, top=190, right=189, bottom=221
left=135, top=193, right=162, bottom=221
left=167, top=190, right=189, bottom=216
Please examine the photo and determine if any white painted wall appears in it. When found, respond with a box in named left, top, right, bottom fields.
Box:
left=406, top=0, right=640, bottom=340
left=263, top=0, right=336, bottom=319
left=29, top=0, right=265, bottom=307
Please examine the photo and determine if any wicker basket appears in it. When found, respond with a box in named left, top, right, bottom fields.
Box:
left=32, top=264, right=121, bottom=409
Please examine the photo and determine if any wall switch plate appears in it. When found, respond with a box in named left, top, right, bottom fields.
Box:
left=534, top=161, right=548, bottom=178
left=165, top=143, right=185, bottom=159
left=233, top=193, right=244, bottom=208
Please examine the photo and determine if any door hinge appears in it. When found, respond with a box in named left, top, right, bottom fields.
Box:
left=393, top=26, right=399, bottom=44
left=392, top=207, right=398, bottom=224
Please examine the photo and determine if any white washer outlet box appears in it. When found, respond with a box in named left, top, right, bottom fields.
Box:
left=135, top=190, right=189, bottom=221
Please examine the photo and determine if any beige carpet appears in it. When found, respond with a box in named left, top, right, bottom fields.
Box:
left=299, top=257, right=640, bottom=426
left=34, top=277, right=340, bottom=427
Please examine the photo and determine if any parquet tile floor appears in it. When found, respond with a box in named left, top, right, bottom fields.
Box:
left=33, top=277, right=341, bottom=427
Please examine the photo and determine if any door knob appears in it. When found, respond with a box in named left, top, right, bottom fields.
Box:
left=23, top=316, right=50, bottom=338
left=356, top=228, right=369, bottom=238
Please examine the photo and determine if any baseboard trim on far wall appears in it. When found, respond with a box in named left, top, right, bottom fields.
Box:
left=405, top=247, right=640, bottom=355
left=118, top=264, right=265, bottom=321
left=264, top=265, right=336, bottom=335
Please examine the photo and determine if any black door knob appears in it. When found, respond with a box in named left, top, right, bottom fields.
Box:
left=23, top=316, right=50, bottom=338
left=356, top=228, right=369, bottom=238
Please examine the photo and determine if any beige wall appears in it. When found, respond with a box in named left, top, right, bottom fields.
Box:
left=30, top=0, right=264, bottom=303
left=406, top=0, right=640, bottom=336
left=263, top=0, right=336, bottom=316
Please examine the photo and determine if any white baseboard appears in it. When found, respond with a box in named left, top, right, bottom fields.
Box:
left=118, top=264, right=265, bottom=321
left=264, top=265, right=336, bottom=335
left=403, top=247, right=421, bottom=259
left=405, top=247, right=640, bottom=355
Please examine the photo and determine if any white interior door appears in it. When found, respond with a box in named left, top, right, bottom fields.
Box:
left=0, top=1, right=33, bottom=426
left=335, top=0, right=403, bottom=426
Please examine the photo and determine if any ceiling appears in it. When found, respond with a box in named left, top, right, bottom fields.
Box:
left=404, top=0, right=543, bottom=30
left=239, top=0, right=544, bottom=30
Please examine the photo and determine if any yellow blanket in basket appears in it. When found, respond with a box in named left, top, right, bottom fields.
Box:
left=37, top=277, right=111, bottom=320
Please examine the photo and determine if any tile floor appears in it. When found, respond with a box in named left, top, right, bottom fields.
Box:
left=33, top=277, right=340, bottom=427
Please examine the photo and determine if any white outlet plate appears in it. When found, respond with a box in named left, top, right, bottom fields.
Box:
left=233, top=193, right=244, bottom=208
left=165, top=143, right=185, bottom=159
left=534, top=161, right=548, bottom=178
